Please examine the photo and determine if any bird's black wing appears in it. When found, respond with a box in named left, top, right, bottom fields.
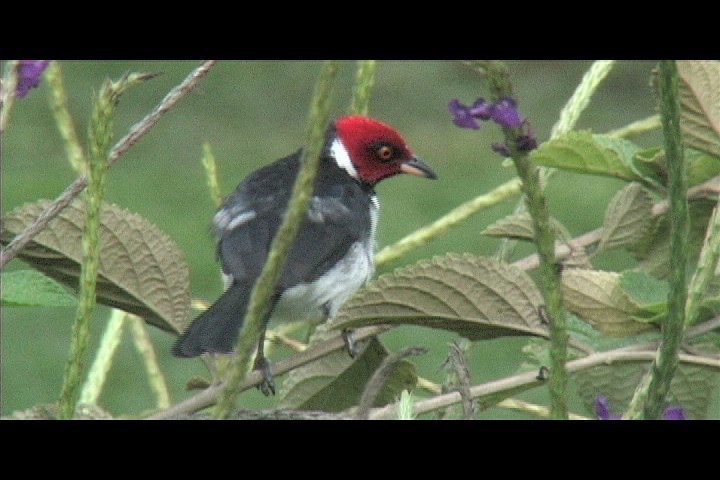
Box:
left=217, top=154, right=373, bottom=289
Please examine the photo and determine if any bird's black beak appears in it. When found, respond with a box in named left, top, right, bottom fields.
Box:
left=400, top=157, right=437, bottom=180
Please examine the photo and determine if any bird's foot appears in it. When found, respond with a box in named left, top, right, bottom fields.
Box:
left=342, top=328, right=358, bottom=359
left=254, top=355, right=276, bottom=396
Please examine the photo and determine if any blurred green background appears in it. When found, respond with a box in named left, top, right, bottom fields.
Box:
left=4, top=60, right=710, bottom=419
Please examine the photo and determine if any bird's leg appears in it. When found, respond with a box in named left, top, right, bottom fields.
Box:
left=254, top=327, right=275, bottom=396
left=341, top=328, right=359, bottom=359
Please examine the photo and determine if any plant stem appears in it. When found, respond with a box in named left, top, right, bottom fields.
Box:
left=0, top=60, right=19, bottom=134
left=212, top=61, right=339, bottom=419
left=148, top=313, right=720, bottom=420
left=45, top=61, right=87, bottom=175
left=56, top=72, right=157, bottom=419
left=511, top=153, right=569, bottom=419
left=201, top=142, right=223, bottom=208
left=57, top=79, right=114, bottom=419
left=550, top=60, right=616, bottom=139
left=369, top=349, right=720, bottom=420
left=685, top=203, right=720, bottom=327
left=375, top=178, right=523, bottom=267
left=625, top=60, right=689, bottom=419
left=79, top=309, right=126, bottom=405
left=349, top=61, right=376, bottom=115
left=497, top=60, right=615, bottom=262
left=128, top=315, right=170, bottom=409
left=481, top=61, right=569, bottom=419
left=606, top=115, right=662, bottom=139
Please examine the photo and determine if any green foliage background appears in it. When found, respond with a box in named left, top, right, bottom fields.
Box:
left=6, top=60, right=711, bottom=418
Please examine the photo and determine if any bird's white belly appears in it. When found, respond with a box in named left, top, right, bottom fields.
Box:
left=271, top=240, right=374, bottom=324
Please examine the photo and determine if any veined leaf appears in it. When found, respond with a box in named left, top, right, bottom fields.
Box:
left=1, top=199, right=191, bottom=333
left=482, top=212, right=570, bottom=242
left=678, top=61, right=720, bottom=158
left=530, top=131, right=641, bottom=182
left=1, top=270, right=77, bottom=307
left=619, top=270, right=669, bottom=316
left=598, top=183, right=654, bottom=253
left=634, top=198, right=716, bottom=278
left=279, top=323, right=416, bottom=411
left=331, top=254, right=548, bottom=340
left=561, top=269, right=655, bottom=336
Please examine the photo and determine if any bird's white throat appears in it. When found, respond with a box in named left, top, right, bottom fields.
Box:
left=330, top=138, right=359, bottom=179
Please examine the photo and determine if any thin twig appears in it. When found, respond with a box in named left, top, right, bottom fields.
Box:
left=444, top=340, right=477, bottom=419
left=175, top=409, right=356, bottom=420
left=497, top=398, right=590, bottom=420
left=0, top=60, right=216, bottom=269
left=355, top=346, right=427, bottom=419
left=147, top=326, right=388, bottom=419
left=368, top=348, right=720, bottom=420
left=150, top=313, right=719, bottom=420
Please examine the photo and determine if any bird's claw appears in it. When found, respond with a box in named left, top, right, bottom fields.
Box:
left=342, top=328, right=358, bottom=359
left=254, top=355, right=276, bottom=396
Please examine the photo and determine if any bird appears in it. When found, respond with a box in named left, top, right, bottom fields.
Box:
left=172, top=115, right=436, bottom=394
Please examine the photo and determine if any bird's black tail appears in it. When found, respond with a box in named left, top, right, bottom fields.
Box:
left=172, top=282, right=250, bottom=358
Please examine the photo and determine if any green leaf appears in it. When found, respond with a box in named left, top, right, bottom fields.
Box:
left=561, top=269, right=655, bottom=336
left=634, top=198, right=716, bottom=278
left=1, top=270, right=77, bottom=307
left=574, top=361, right=720, bottom=420
left=1, top=199, right=191, bottom=333
left=279, top=323, right=417, bottom=411
left=331, top=254, right=548, bottom=341
left=566, top=312, right=661, bottom=352
left=677, top=61, right=720, bottom=158
left=530, top=130, right=641, bottom=181
left=598, top=183, right=655, bottom=253
left=686, top=148, right=720, bottom=187
left=630, top=146, right=720, bottom=188
left=619, top=270, right=669, bottom=314
left=482, top=212, right=570, bottom=242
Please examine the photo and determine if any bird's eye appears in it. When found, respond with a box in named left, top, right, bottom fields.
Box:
left=377, top=145, right=393, bottom=161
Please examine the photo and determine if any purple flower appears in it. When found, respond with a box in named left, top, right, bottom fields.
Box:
left=595, top=396, right=622, bottom=420
left=595, top=395, right=687, bottom=420
left=469, top=98, right=494, bottom=120
left=491, top=97, right=524, bottom=128
left=15, top=60, right=50, bottom=98
left=662, top=407, right=686, bottom=420
left=449, top=99, right=481, bottom=130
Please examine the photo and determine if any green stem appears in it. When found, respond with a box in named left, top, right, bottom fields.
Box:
left=58, top=81, right=113, bottom=419
left=550, top=60, right=616, bottom=139
left=57, top=72, right=154, bottom=419
left=349, top=61, right=376, bottom=115
left=375, top=178, right=523, bottom=267
left=45, top=61, right=87, bottom=175
left=201, top=142, right=223, bottom=209
left=212, top=61, right=339, bottom=419
left=482, top=61, right=569, bottom=419
left=79, top=309, right=127, bottom=405
left=497, top=60, right=616, bottom=261
left=685, top=203, right=720, bottom=327
left=128, top=315, right=170, bottom=409
left=0, top=60, right=19, bottom=134
left=606, top=114, right=662, bottom=139
left=626, top=60, right=688, bottom=420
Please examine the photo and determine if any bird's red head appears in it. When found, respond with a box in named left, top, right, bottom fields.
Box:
left=330, top=115, right=437, bottom=185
